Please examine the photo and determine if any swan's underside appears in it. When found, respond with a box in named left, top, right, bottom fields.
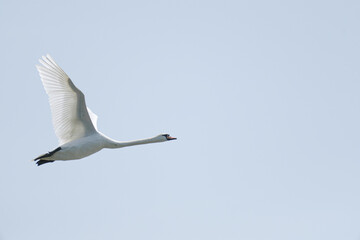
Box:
left=34, top=147, right=62, bottom=166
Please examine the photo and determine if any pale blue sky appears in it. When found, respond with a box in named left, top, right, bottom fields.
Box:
left=1, top=0, right=360, bottom=239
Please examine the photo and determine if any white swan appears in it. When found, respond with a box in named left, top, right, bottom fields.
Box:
left=34, top=55, right=176, bottom=166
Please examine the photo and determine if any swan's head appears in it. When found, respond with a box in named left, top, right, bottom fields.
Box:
left=156, top=134, right=177, bottom=141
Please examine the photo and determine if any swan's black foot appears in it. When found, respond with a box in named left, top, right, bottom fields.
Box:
left=34, top=147, right=61, bottom=166
left=36, top=160, right=55, bottom=166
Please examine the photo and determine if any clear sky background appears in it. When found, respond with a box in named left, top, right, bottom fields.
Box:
left=1, top=0, right=360, bottom=239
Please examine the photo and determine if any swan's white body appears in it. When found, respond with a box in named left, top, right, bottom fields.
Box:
left=34, top=55, right=176, bottom=165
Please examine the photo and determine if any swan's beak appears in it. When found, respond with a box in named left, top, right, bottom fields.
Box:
left=167, top=136, right=177, bottom=141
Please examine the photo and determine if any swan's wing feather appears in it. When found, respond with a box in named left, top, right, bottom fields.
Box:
left=87, top=107, right=98, bottom=130
left=36, top=55, right=97, bottom=145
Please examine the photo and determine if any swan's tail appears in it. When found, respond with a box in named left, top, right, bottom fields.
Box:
left=33, top=147, right=61, bottom=166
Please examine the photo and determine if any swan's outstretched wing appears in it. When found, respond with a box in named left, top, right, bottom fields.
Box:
left=36, top=55, right=97, bottom=145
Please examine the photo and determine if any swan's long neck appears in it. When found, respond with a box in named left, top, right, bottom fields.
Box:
left=104, top=136, right=163, bottom=149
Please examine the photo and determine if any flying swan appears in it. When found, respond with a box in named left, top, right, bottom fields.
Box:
left=33, top=55, right=176, bottom=166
